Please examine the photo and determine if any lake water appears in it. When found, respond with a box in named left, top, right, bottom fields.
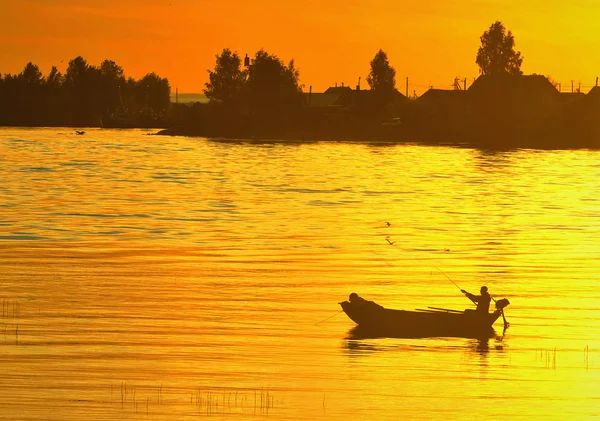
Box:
left=1, top=127, right=599, bottom=420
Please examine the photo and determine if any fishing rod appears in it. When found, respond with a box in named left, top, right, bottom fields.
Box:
left=434, top=266, right=476, bottom=305
left=436, top=267, right=510, bottom=327
left=314, top=309, right=343, bottom=326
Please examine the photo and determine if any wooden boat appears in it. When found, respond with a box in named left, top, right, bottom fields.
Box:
left=340, top=293, right=509, bottom=337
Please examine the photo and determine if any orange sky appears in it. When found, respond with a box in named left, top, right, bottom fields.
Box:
left=2, top=0, right=600, bottom=94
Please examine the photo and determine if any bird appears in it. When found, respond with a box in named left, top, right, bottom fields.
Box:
left=75, top=130, right=85, bottom=135
left=385, top=222, right=391, bottom=227
left=444, top=248, right=450, bottom=252
left=386, top=236, right=395, bottom=245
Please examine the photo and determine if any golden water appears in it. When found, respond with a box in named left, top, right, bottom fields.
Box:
left=1, top=127, right=599, bottom=420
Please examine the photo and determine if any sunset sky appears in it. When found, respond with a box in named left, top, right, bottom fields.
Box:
left=2, top=0, right=600, bottom=94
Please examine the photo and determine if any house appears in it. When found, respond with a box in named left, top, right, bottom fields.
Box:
left=584, top=86, right=600, bottom=107
left=303, top=86, right=406, bottom=110
left=417, top=89, right=468, bottom=111
left=468, top=74, right=560, bottom=104
left=465, top=74, right=563, bottom=129
left=303, top=86, right=353, bottom=109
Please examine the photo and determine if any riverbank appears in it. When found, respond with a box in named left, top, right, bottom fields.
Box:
left=154, top=123, right=600, bottom=150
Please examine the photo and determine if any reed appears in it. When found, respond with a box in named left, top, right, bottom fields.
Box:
left=114, top=383, right=277, bottom=416
left=1, top=299, right=21, bottom=319
left=536, top=347, right=557, bottom=369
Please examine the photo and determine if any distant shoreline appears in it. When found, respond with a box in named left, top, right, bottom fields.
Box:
left=153, top=126, right=599, bottom=150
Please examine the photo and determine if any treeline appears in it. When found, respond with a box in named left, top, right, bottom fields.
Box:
left=168, top=48, right=400, bottom=137
left=0, top=57, right=170, bottom=127
left=186, top=48, right=305, bottom=136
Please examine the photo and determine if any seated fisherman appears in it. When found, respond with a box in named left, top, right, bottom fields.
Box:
left=461, top=286, right=491, bottom=313
left=348, top=293, right=384, bottom=309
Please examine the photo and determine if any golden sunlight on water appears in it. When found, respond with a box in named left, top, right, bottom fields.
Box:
left=0, top=128, right=600, bottom=420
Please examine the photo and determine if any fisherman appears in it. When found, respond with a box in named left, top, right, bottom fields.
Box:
left=348, top=293, right=384, bottom=310
left=349, top=292, right=368, bottom=305
left=461, top=286, right=491, bottom=313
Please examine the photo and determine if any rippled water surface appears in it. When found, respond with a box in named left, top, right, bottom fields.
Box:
left=1, top=127, right=600, bottom=420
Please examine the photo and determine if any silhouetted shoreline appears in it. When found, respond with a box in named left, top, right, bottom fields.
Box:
left=155, top=75, right=600, bottom=150
left=4, top=54, right=600, bottom=149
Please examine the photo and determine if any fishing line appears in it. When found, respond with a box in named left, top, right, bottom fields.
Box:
left=314, top=310, right=343, bottom=326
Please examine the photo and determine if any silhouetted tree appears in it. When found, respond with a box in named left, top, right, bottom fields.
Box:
left=47, top=66, right=63, bottom=87
left=476, top=21, right=523, bottom=76
left=20, top=62, right=44, bottom=85
left=366, top=49, right=396, bottom=93
left=44, top=66, right=67, bottom=124
left=244, top=49, right=303, bottom=126
left=204, top=48, right=246, bottom=107
left=99, top=59, right=126, bottom=118
left=16, top=63, right=45, bottom=125
left=65, top=56, right=103, bottom=125
left=0, top=57, right=170, bottom=127
left=137, top=73, right=171, bottom=118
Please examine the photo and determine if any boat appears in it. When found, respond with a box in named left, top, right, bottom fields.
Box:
left=340, top=293, right=510, bottom=337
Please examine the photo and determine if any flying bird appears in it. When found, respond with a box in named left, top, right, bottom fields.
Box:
left=386, top=236, right=395, bottom=245
left=386, top=222, right=391, bottom=227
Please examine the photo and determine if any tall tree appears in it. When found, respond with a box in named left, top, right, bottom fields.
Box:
left=16, top=63, right=44, bottom=124
left=476, top=21, right=523, bottom=76
left=65, top=56, right=103, bottom=125
left=137, top=72, right=171, bottom=116
left=245, top=49, right=302, bottom=111
left=204, top=48, right=246, bottom=106
left=46, top=66, right=63, bottom=87
left=366, top=50, right=396, bottom=93
left=44, top=66, right=67, bottom=124
left=99, top=59, right=126, bottom=117
left=20, top=62, right=44, bottom=85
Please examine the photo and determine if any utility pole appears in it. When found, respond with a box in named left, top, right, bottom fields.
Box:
left=405, top=77, right=408, bottom=98
left=571, top=80, right=574, bottom=93
left=308, top=86, right=312, bottom=108
left=463, top=78, right=467, bottom=90
left=176, top=87, right=178, bottom=104
left=596, top=77, right=598, bottom=87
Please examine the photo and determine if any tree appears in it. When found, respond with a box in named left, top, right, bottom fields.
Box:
left=366, top=49, right=396, bottom=92
left=99, top=59, right=126, bottom=117
left=204, top=48, right=246, bottom=106
left=19, top=62, right=43, bottom=85
left=245, top=49, right=302, bottom=112
left=476, top=21, right=523, bottom=76
left=46, top=66, right=63, bottom=87
left=137, top=72, right=171, bottom=117
left=44, top=66, right=67, bottom=124
left=15, top=63, right=44, bottom=124
left=65, top=56, right=103, bottom=124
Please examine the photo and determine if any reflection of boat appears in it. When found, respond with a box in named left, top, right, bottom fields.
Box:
left=340, top=294, right=510, bottom=337
left=346, top=325, right=497, bottom=340
left=344, top=326, right=505, bottom=356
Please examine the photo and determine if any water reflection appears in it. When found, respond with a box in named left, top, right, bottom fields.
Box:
left=343, top=326, right=507, bottom=357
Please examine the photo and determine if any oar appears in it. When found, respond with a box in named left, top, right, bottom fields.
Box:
left=314, top=309, right=343, bottom=326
